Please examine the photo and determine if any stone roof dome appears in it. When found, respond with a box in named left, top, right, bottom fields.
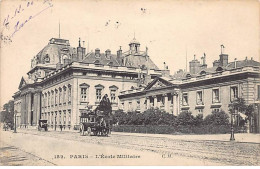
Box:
left=35, top=38, right=76, bottom=65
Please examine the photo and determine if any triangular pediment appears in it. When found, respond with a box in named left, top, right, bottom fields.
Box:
left=18, top=77, right=27, bottom=89
left=144, top=77, right=173, bottom=90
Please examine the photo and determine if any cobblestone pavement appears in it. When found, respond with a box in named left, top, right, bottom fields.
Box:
left=7, top=129, right=259, bottom=166
left=0, top=142, right=55, bottom=166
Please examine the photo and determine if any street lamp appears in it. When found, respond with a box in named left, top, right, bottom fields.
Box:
left=230, top=112, right=235, bottom=141
left=14, top=110, right=17, bottom=133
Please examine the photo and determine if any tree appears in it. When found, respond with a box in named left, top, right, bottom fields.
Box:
left=228, top=98, right=254, bottom=125
left=177, top=111, right=195, bottom=126
left=203, top=110, right=229, bottom=125
left=0, top=100, right=14, bottom=129
left=95, top=94, right=112, bottom=116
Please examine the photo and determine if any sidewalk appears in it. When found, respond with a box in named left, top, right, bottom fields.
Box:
left=17, top=127, right=260, bottom=144
left=112, top=132, right=260, bottom=144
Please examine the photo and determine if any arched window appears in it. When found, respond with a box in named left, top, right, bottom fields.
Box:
left=216, top=67, right=223, bottom=72
left=200, top=70, right=206, bottom=76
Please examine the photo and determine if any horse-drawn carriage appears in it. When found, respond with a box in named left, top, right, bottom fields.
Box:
left=79, top=111, right=111, bottom=136
left=38, top=119, right=48, bottom=131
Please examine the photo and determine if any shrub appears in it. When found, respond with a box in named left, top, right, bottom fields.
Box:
left=203, top=110, right=230, bottom=125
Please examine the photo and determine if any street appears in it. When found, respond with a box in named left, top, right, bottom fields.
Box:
left=0, top=129, right=259, bottom=166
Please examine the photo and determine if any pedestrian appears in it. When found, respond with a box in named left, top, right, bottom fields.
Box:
left=60, top=125, right=63, bottom=131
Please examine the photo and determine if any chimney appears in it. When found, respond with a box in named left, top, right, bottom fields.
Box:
left=219, top=53, right=228, bottom=67
left=200, top=53, right=207, bottom=69
left=77, top=37, right=86, bottom=61
left=234, top=58, right=237, bottom=68
left=95, top=48, right=100, bottom=55
left=189, top=55, right=201, bottom=74
left=213, top=60, right=220, bottom=67
left=117, top=46, right=122, bottom=59
left=105, top=49, right=111, bottom=55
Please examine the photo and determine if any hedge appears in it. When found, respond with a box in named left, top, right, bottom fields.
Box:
left=112, top=125, right=246, bottom=134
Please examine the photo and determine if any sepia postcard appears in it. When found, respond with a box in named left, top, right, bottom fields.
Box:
left=0, top=0, right=259, bottom=166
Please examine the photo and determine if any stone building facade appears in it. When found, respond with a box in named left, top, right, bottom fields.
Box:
left=119, top=54, right=260, bottom=133
left=13, top=37, right=164, bottom=129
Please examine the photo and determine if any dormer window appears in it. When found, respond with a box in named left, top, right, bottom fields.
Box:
left=200, top=71, right=206, bottom=76
left=45, top=54, right=50, bottom=63
left=216, top=67, right=223, bottom=73
left=95, top=48, right=100, bottom=58
left=186, top=74, right=192, bottom=79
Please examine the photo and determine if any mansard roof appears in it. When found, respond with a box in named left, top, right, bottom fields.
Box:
left=34, top=38, right=76, bottom=65
left=82, top=51, right=159, bottom=70
left=226, top=59, right=260, bottom=70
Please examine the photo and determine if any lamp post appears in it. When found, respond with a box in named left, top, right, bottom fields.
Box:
left=230, top=113, right=235, bottom=141
left=14, top=110, right=17, bottom=133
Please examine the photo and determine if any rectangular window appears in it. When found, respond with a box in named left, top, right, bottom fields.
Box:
left=257, top=85, right=260, bottom=100
left=196, top=91, right=203, bottom=105
left=68, top=110, right=71, bottom=125
left=48, top=93, right=50, bottom=106
left=137, top=100, right=140, bottom=109
left=129, top=102, right=132, bottom=111
left=212, top=89, right=220, bottom=103
left=59, top=89, right=62, bottom=104
left=110, top=89, right=116, bottom=103
left=198, top=109, right=203, bottom=114
left=59, top=111, right=62, bottom=124
left=63, top=88, right=67, bottom=104
left=55, top=90, right=58, bottom=105
left=230, top=86, right=238, bottom=101
left=63, top=110, right=66, bottom=125
left=182, top=93, right=188, bottom=106
left=96, top=89, right=102, bottom=102
left=68, top=86, right=72, bottom=103
left=81, top=88, right=88, bottom=102
left=51, top=91, right=54, bottom=106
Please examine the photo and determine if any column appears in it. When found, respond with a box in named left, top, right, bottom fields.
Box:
left=173, top=92, right=178, bottom=116
left=146, top=97, right=150, bottom=110
left=164, top=94, right=169, bottom=113
left=153, top=96, right=157, bottom=108
left=176, top=93, right=180, bottom=115
left=157, top=95, right=161, bottom=108
left=27, top=93, right=32, bottom=126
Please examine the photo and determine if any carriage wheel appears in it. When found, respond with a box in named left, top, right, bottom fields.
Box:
left=87, top=127, right=91, bottom=136
left=80, top=124, right=85, bottom=136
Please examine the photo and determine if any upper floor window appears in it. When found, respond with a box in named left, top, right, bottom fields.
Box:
left=63, top=86, right=67, bottom=104
left=196, top=91, right=203, bottom=105
left=68, top=85, right=72, bottom=103
left=109, top=85, right=118, bottom=103
left=182, top=93, right=188, bottom=106
left=51, top=90, right=54, bottom=106
left=257, top=85, right=260, bottom=100
left=59, top=88, right=62, bottom=104
left=212, top=88, right=220, bottom=103
left=95, top=84, right=104, bottom=102
left=230, top=86, right=238, bottom=101
left=137, top=100, right=140, bottom=109
left=96, top=89, right=102, bottom=102
left=55, top=89, right=58, bottom=105
left=80, top=83, right=90, bottom=102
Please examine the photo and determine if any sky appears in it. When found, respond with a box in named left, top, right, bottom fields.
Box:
left=0, top=0, right=259, bottom=107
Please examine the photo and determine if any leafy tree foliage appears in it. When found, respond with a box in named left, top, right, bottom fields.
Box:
left=0, top=100, right=14, bottom=129
left=95, top=94, right=112, bottom=116
left=203, top=110, right=229, bottom=125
